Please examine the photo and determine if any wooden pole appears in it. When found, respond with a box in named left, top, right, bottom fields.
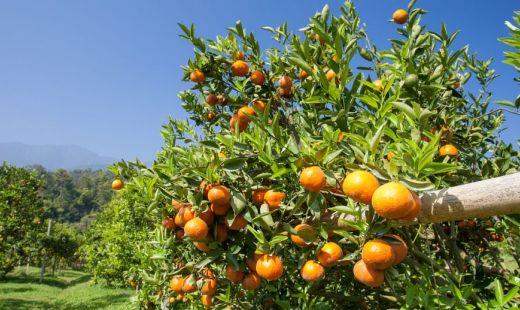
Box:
left=40, top=219, right=52, bottom=283
left=418, top=173, right=520, bottom=224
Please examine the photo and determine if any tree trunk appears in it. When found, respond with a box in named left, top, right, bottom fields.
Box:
left=418, top=173, right=520, bottom=224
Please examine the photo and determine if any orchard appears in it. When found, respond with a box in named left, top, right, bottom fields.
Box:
left=104, top=1, right=520, bottom=309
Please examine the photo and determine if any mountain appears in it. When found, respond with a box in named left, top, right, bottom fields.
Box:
left=0, top=142, right=117, bottom=170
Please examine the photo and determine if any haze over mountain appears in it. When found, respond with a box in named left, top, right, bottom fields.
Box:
left=0, top=142, right=117, bottom=170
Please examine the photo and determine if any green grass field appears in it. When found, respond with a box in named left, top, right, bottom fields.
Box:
left=0, top=267, right=134, bottom=310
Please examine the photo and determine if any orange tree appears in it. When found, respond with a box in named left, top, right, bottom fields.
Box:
left=109, top=1, right=520, bottom=308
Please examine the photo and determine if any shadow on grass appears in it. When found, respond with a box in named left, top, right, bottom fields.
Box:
left=0, top=298, right=53, bottom=310
left=57, top=293, right=132, bottom=310
left=0, top=286, right=35, bottom=294
left=1, top=275, right=67, bottom=288
left=66, top=274, right=92, bottom=287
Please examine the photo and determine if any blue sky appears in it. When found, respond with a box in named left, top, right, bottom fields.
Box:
left=0, top=1, right=518, bottom=161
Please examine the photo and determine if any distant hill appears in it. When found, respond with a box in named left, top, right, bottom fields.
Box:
left=0, top=142, right=117, bottom=170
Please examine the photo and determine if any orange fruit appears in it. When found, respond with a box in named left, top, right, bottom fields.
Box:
left=317, top=242, right=344, bottom=267
left=206, top=94, right=218, bottom=106
left=231, top=60, right=249, bottom=76
left=208, top=185, right=231, bottom=206
left=252, top=100, right=266, bottom=113
left=361, top=239, right=396, bottom=270
left=392, top=9, right=408, bottom=24
left=251, top=188, right=267, bottom=205
left=338, top=131, right=345, bottom=142
left=229, top=114, right=248, bottom=133
left=301, top=260, right=325, bottom=282
left=201, top=278, right=218, bottom=295
left=199, top=208, right=215, bottom=225
left=234, top=51, right=245, bottom=61
left=439, top=144, right=458, bottom=156
left=278, top=87, right=293, bottom=98
left=373, top=79, right=383, bottom=92
left=383, top=234, right=408, bottom=265
left=175, top=229, right=185, bottom=239
left=169, top=277, right=184, bottom=293
left=206, top=111, right=216, bottom=121
left=256, top=254, right=284, bottom=281
left=199, top=181, right=214, bottom=199
left=168, top=297, right=175, bottom=304
left=237, top=106, right=256, bottom=123
left=353, top=260, right=384, bottom=288
left=201, top=268, right=215, bottom=278
left=325, top=69, right=336, bottom=82
left=225, top=265, right=244, bottom=283
left=216, top=94, right=228, bottom=105
left=400, top=191, right=421, bottom=220
left=228, top=214, right=248, bottom=230
left=278, top=75, right=293, bottom=89
left=190, top=69, right=205, bottom=83
left=387, top=152, right=395, bottom=160
left=299, top=166, right=327, bottom=192
left=246, top=253, right=262, bottom=272
left=171, top=199, right=183, bottom=210
left=299, top=69, right=309, bottom=80
left=264, top=190, right=285, bottom=210
left=162, top=217, right=176, bottom=230
left=111, top=179, right=124, bottom=190
left=201, top=294, right=213, bottom=308
left=210, top=203, right=230, bottom=216
left=175, top=206, right=195, bottom=227
left=182, top=275, right=197, bottom=293
left=216, top=223, right=228, bottom=242
left=342, top=170, right=380, bottom=205
left=250, top=70, right=265, bottom=85
left=242, top=272, right=261, bottom=290
left=372, top=182, right=414, bottom=219
left=176, top=293, right=187, bottom=302
left=290, top=224, right=317, bottom=247
left=194, top=241, right=210, bottom=253
left=184, top=217, right=209, bottom=240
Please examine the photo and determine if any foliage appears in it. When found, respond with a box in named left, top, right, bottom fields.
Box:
left=497, top=10, right=520, bottom=110
left=40, top=222, right=82, bottom=269
left=0, top=163, right=46, bottom=279
left=80, top=187, right=157, bottom=287
left=109, top=1, right=519, bottom=308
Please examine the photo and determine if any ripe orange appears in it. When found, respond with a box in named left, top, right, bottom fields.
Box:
left=342, top=170, right=380, bottom=205
left=216, top=223, right=228, bottom=242
left=201, top=278, right=218, bottom=295
left=353, top=260, right=384, bottom=288
left=361, top=239, right=396, bottom=270
left=234, top=51, right=245, bottom=61
left=372, top=182, right=414, bottom=219
left=392, top=9, right=408, bottom=24
left=170, top=277, right=184, bottom=293
left=216, top=94, right=228, bottom=105
left=184, top=217, right=209, bottom=240
left=225, top=265, right=244, bottom=283
left=162, top=217, right=176, bottom=230
left=176, top=293, right=187, bottom=302
left=263, top=190, right=285, bottom=210
left=246, top=253, right=262, bottom=272
left=111, top=179, right=124, bottom=190
left=231, top=60, right=249, bottom=76
left=299, top=166, right=327, bottom=192
left=250, top=70, right=265, bottom=85
left=183, top=275, right=197, bottom=293
left=171, top=199, right=183, bottom=210
left=175, top=206, right=195, bottom=227
left=190, top=69, right=205, bottom=83
left=439, top=144, right=459, bottom=157
left=210, top=203, right=230, bottom=216
left=199, top=181, right=214, bottom=199
left=278, top=87, right=293, bottom=98
left=325, top=69, right=336, bottom=82
left=175, top=229, right=185, bottom=239
left=387, top=151, right=395, bottom=161
left=301, top=260, right=325, bottom=282
left=400, top=191, right=421, bottom=220
left=383, top=234, right=408, bottom=265
left=299, top=69, right=309, bottom=80
left=373, top=79, right=383, bottom=92
left=251, top=188, right=267, bottom=205
left=242, top=272, right=261, bottom=290
left=237, top=106, right=256, bottom=123
left=194, top=241, right=210, bottom=253
left=206, top=94, right=218, bottom=106
left=256, top=254, right=284, bottom=281
left=278, top=75, right=293, bottom=89
left=252, top=100, right=266, bottom=113
left=317, top=242, right=344, bottom=267
left=229, top=114, right=248, bottom=133
left=201, top=294, right=213, bottom=308
left=206, top=111, right=216, bottom=121
left=228, top=214, right=248, bottom=230
left=199, top=208, right=215, bottom=225
left=290, top=224, right=317, bottom=247
left=208, top=185, right=231, bottom=206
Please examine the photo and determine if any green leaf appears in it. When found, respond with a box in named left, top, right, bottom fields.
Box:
left=223, top=158, right=247, bottom=171
left=494, top=279, right=504, bottom=305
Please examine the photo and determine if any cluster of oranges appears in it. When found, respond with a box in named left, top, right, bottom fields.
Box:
left=169, top=268, right=217, bottom=307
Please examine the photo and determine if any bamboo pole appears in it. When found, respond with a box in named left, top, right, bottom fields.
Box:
left=418, top=173, right=520, bottom=224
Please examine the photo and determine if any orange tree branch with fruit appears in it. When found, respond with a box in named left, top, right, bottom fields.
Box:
left=102, top=1, right=520, bottom=309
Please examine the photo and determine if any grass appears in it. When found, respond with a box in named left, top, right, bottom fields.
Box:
left=0, top=266, right=135, bottom=310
